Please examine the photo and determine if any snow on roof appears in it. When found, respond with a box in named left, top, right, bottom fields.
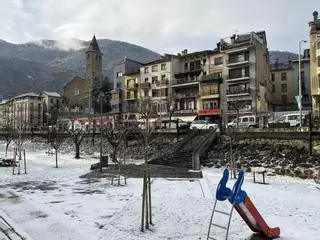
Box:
left=41, top=91, right=61, bottom=97
left=12, top=92, right=39, bottom=99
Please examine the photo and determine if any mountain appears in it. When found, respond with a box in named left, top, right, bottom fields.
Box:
left=0, top=39, right=160, bottom=99
left=269, top=51, right=299, bottom=64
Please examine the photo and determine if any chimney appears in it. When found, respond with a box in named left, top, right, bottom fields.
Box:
left=230, top=34, right=236, bottom=44
left=181, top=49, right=188, bottom=56
left=216, top=42, right=221, bottom=50
left=313, top=11, right=319, bottom=21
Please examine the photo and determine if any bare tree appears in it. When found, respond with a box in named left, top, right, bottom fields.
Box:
left=3, top=120, right=14, bottom=158
left=67, top=127, right=87, bottom=159
left=139, top=98, right=158, bottom=231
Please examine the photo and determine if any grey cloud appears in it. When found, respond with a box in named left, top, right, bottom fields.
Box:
left=0, top=0, right=319, bottom=53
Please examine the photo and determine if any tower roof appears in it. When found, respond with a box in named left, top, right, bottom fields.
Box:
left=87, top=35, right=101, bottom=53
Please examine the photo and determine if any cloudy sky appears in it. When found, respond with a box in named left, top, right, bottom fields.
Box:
left=0, top=0, right=319, bottom=54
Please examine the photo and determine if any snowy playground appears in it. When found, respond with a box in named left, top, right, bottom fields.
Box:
left=0, top=141, right=320, bottom=240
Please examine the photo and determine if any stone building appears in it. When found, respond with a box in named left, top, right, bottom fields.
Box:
left=40, top=91, right=63, bottom=126
left=309, top=11, right=320, bottom=117
left=63, top=35, right=103, bottom=113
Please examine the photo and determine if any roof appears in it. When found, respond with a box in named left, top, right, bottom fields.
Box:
left=271, top=61, right=292, bottom=71
left=41, top=91, right=61, bottom=97
left=63, top=76, right=85, bottom=89
left=86, top=35, right=101, bottom=53
left=177, top=50, right=215, bottom=59
left=117, top=57, right=143, bottom=65
left=142, top=55, right=174, bottom=66
left=12, top=92, right=39, bottom=100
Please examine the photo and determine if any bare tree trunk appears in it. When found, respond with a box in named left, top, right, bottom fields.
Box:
left=55, top=149, right=58, bottom=168
left=141, top=172, right=146, bottom=232
left=75, top=143, right=80, bottom=159
left=5, top=143, right=9, bottom=157
left=148, top=170, right=152, bottom=225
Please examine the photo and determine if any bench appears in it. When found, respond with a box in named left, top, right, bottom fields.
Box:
left=251, top=167, right=267, bottom=184
left=0, top=158, right=16, bottom=167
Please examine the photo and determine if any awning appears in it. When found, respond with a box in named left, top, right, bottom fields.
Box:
left=171, top=115, right=197, bottom=122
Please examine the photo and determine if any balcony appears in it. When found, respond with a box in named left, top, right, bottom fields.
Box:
left=226, top=88, right=251, bottom=97
left=200, top=89, right=219, bottom=99
left=156, top=79, right=169, bottom=86
left=175, top=92, right=198, bottom=99
left=172, top=78, right=200, bottom=87
left=227, top=58, right=249, bottom=67
left=126, top=93, right=138, bottom=100
left=140, top=82, right=151, bottom=89
left=226, top=75, right=250, bottom=82
left=173, top=109, right=196, bottom=116
left=126, top=83, right=138, bottom=89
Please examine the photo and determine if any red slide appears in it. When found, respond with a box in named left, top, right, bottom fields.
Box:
left=234, top=196, right=280, bottom=238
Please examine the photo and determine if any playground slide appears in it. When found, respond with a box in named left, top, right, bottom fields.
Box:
left=216, top=169, right=280, bottom=238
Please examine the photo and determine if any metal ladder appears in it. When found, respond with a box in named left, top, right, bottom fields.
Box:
left=207, top=199, right=234, bottom=240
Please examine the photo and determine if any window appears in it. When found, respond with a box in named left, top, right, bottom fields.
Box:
left=301, top=62, right=304, bottom=69
left=214, top=57, right=223, bottom=65
left=281, top=72, right=287, bottom=81
left=95, top=54, right=98, bottom=60
left=116, top=72, right=123, bottom=77
left=272, top=84, right=275, bottom=92
left=184, top=62, right=188, bottom=70
left=152, top=76, right=158, bottom=84
left=161, top=75, right=166, bottom=81
left=144, top=77, right=148, bottom=83
left=74, top=88, right=80, bottom=96
left=318, top=56, right=320, bottom=67
left=281, top=95, right=287, bottom=103
left=50, top=98, right=53, bottom=104
left=244, top=66, right=249, bottom=77
left=242, top=117, right=249, bottom=123
left=301, top=71, right=305, bottom=81
left=161, top=64, right=166, bottom=70
left=271, top=73, right=275, bottom=82
left=317, top=41, right=320, bottom=49
left=203, top=59, right=207, bottom=66
left=144, top=67, right=149, bottom=73
left=281, top=84, right=287, bottom=92
left=152, top=65, right=158, bottom=72
left=144, top=90, right=149, bottom=97
left=288, top=115, right=298, bottom=120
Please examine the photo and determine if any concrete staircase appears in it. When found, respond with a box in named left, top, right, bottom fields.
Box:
left=149, top=130, right=215, bottom=170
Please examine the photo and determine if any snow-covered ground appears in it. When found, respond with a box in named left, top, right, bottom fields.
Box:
left=0, top=141, right=319, bottom=240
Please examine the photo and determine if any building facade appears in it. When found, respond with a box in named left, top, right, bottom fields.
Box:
left=124, top=71, right=141, bottom=113
left=111, top=58, right=143, bottom=114
left=40, top=91, right=63, bottom=126
left=309, top=11, right=320, bottom=117
left=8, top=93, right=43, bottom=130
left=220, top=31, right=271, bottom=123
left=270, top=61, right=295, bottom=111
left=291, top=49, right=312, bottom=111
left=63, top=76, right=88, bottom=110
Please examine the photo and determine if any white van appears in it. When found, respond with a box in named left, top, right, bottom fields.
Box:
left=227, top=116, right=259, bottom=128
left=273, top=113, right=307, bottom=127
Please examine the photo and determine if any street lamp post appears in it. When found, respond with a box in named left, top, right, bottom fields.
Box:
left=298, top=40, right=307, bottom=127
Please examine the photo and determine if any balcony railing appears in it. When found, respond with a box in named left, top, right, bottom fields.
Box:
left=175, top=93, right=198, bottom=99
left=172, top=77, right=200, bottom=86
left=201, top=89, right=219, bottom=96
left=126, top=94, right=138, bottom=100
left=140, top=82, right=151, bottom=89
left=227, top=75, right=250, bottom=82
left=226, top=88, right=251, bottom=95
left=156, top=79, right=169, bottom=86
left=127, top=83, right=138, bottom=89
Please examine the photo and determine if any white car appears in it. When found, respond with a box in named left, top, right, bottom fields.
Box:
left=190, top=120, right=219, bottom=130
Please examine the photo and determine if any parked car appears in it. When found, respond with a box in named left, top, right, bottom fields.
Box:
left=270, top=113, right=308, bottom=127
left=190, top=120, right=219, bottom=130
left=227, top=115, right=259, bottom=128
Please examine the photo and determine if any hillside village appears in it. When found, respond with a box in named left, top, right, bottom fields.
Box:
left=0, top=6, right=320, bottom=240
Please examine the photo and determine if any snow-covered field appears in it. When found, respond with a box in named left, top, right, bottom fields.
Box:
left=0, top=141, right=319, bottom=240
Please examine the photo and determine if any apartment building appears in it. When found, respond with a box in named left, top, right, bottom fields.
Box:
left=220, top=31, right=271, bottom=122
left=270, top=61, right=295, bottom=111
left=111, top=57, right=143, bottom=114
left=9, top=93, right=43, bottom=130
left=198, top=50, right=228, bottom=124
left=291, top=49, right=312, bottom=110
left=40, top=91, right=63, bottom=126
left=124, top=70, right=141, bottom=113
left=140, top=55, right=180, bottom=116
left=0, top=100, right=9, bottom=127
left=309, top=11, right=320, bottom=117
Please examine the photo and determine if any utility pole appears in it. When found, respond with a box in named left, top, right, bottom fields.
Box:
left=298, top=40, right=307, bottom=127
